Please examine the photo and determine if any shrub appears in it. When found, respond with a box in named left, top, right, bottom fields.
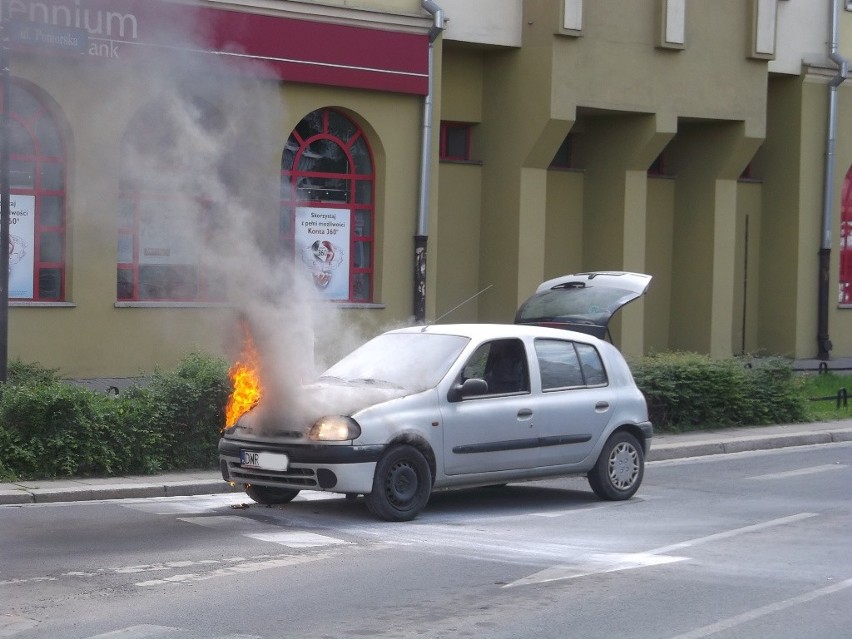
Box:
left=118, top=354, right=230, bottom=474
left=0, top=353, right=230, bottom=481
left=0, top=381, right=130, bottom=478
left=630, top=352, right=808, bottom=432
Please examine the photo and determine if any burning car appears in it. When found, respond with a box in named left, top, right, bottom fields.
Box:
left=515, top=271, right=652, bottom=340
left=219, top=323, right=652, bottom=521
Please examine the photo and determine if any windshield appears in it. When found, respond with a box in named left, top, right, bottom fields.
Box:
left=321, top=332, right=470, bottom=392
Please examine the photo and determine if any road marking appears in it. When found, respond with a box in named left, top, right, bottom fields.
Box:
left=244, top=531, right=349, bottom=547
left=134, top=552, right=336, bottom=587
left=505, top=513, right=819, bottom=588
left=747, top=464, right=847, bottom=481
left=177, top=515, right=349, bottom=548
left=530, top=503, right=618, bottom=518
left=87, top=626, right=180, bottom=638
left=0, top=614, right=39, bottom=636
left=647, top=512, right=817, bottom=555
left=0, top=576, right=57, bottom=587
left=84, top=627, right=262, bottom=639
left=119, top=491, right=340, bottom=516
left=504, top=552, right=686, bottom=587
left=669, top=577, right=852, bottom=639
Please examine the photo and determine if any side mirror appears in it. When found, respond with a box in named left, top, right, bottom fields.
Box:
left=448, top=378, right=489, bottom=402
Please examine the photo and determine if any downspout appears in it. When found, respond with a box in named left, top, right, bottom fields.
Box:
left=818, top=0, right=848, bottom=359
left=414, top=0, right=444, bottom=323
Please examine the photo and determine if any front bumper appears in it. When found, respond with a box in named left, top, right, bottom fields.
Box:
left=218, top=437, right=384, bottom=494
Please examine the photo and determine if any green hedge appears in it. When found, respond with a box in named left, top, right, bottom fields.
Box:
left=0, top=350, right=813, bottom=481
left=630, top=352, right=808, bottom=432
left=0, top=354, right=229, bottom=481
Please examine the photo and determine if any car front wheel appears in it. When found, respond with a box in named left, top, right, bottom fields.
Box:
left=588, top=431, right=644, bottom=500
left=245, top=484, right=300, bottom=505
left=364, top=445, right=432, bottom=522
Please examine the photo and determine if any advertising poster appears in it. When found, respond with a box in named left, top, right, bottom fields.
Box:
left=8, top=195, right=36, bottom=299
left=295, top=207, right=350, bottom=300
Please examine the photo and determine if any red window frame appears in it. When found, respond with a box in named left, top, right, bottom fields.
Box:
left=3, top=82, right=66, bottom=301
left=439, top=122, right=472, bottom=161
left=841, top=168, right=852, bottom=304
left=280, top=108, right=375, bottom=303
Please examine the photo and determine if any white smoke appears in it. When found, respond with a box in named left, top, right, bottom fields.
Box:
left=111, top=41, right=394, bottom=429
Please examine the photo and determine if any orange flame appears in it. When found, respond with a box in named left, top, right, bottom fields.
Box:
left=225, top=322, right=263, bottom=429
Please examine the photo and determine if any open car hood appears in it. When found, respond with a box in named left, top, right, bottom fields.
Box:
left=514, top=272, right=652, bottom=339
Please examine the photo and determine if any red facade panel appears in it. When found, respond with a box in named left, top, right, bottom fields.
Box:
left=5, top=0, right=429, bottom=95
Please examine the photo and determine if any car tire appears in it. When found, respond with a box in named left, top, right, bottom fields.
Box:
left=587, top=431, right=644, bottom=501
left=245, top=484, right=300, bottom=505
left=364, top=445, right=432, bottom=522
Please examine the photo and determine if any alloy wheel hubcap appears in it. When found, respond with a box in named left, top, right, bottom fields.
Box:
left=608, top=442, right=639, bottom=489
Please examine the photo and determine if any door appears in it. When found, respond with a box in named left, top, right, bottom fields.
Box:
left=441, top=339, right=539, bottom=475
left=532, top=339, right=615, bottom=466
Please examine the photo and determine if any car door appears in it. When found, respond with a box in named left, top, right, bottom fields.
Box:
left=440, top=338, right=540, bottom=475
left=531, top=338, right=615, bottom=466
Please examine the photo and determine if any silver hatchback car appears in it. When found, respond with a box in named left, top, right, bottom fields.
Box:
left=219, top=323, right=652, bottom=521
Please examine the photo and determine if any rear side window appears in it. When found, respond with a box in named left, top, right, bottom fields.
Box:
left=534, top=339, right=608, bottom=390
left=575, top=342, right=607, bottom=386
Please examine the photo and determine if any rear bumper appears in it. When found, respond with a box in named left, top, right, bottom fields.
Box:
left=637, top=421, right=653, bottom=453
left=218, top=437, right=384, bottom=494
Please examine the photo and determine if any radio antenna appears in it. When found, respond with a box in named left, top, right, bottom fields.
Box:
left=423, top=284, right=493, bottom=330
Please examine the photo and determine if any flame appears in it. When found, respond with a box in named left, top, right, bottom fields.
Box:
left=225, top=322, right=263, bottom=429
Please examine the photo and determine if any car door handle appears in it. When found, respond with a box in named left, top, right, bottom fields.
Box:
left=517, top=408, right=533, bottom=418
left=595, top=401, right=610, bottom=412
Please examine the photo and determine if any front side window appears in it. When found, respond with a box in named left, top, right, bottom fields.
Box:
left=461, top=339, right=530, bottom=395
left=4, top=82, right=66, bottom=301
left=117, top=99, right=225, bottom=301
left=281, top=108, right=375, bottom=302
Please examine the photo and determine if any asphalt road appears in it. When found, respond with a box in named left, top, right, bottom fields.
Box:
left=1, top=442, right=851, bottom=639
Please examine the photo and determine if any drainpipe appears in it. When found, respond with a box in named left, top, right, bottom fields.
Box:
left=0, top=25, right=10, bottom=383
left=414, top=0, right=444, bottom=323
left=818, top=0, right=847, bottom=360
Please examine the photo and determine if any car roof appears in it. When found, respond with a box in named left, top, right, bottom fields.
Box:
left=387, top=323, right=604, bottom=343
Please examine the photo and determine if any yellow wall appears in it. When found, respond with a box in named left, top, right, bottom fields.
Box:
left=645, top=177, right=675, bottom=354
left=543, top=169, right=584, bottom=279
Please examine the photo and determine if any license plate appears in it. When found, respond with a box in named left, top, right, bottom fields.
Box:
left=240, top=450, right=289, bottom=471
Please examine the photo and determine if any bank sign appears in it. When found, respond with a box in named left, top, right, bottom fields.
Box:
left=2, top=0, right=429, bottom=94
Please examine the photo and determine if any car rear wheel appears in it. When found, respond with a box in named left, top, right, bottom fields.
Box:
left=245, top=484, right=300, bottom=505
left=364, top=445, right=432, bottom=522
left=587, top=431, right=644, bottom=500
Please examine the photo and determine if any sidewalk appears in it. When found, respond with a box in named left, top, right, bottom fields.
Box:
left=1, top=419, right=851, bottom=506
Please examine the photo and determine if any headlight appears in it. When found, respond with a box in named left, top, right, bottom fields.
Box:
left=308, top=416, right=361, bottom=441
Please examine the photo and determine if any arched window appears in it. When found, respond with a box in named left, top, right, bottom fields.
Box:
left=3, top=82, right=66, bottom=301
left=280, top=108, right=375, bottom=302
left=841, top=168, right=852, bottom=304
left=117, top=98, right=225, bottom=301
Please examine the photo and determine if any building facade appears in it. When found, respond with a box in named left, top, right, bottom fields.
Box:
left=3, top=0, right=852, bottom=381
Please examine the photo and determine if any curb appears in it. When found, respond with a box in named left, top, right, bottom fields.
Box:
left=647, top=428, right=852, bottom=461
left=0, top=480, right=240, bottom=506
